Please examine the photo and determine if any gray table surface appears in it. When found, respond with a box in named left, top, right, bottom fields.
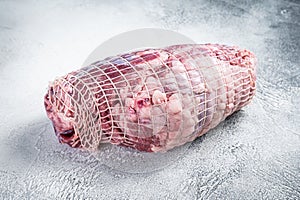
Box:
left=0, top=0, right=299, bottom=199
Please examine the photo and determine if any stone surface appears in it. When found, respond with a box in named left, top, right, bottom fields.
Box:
left=0, top=0, right=299, bottom=199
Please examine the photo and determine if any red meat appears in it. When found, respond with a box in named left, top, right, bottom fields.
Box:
left=44, top=44, right=256, bottom=152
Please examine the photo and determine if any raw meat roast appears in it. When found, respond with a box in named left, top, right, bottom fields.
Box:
left=44, top=44, right=256, bottom=152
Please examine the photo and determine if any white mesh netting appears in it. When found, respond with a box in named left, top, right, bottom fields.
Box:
left=44, top=44, right=256, bottom=152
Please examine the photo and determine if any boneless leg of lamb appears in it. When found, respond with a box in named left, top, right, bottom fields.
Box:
left=44, top=44, right=256, bottom=152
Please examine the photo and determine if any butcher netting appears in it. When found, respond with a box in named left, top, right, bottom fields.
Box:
left=44, top=44, right=256, bottom=152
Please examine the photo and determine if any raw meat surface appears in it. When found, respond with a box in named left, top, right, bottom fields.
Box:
left=44, top=44, right=256, bottom=152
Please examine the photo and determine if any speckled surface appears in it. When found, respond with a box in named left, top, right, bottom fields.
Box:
left=0, top=0, right=299, bottom=199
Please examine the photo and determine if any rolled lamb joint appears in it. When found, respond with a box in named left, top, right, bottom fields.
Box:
left=44, top=44, right=256, bottom=152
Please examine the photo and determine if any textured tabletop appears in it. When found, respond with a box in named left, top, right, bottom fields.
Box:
left=0, top=0, right=299, bottom=199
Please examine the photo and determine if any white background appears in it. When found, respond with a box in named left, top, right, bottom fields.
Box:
left=0, top=0, right=299, bottom=199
